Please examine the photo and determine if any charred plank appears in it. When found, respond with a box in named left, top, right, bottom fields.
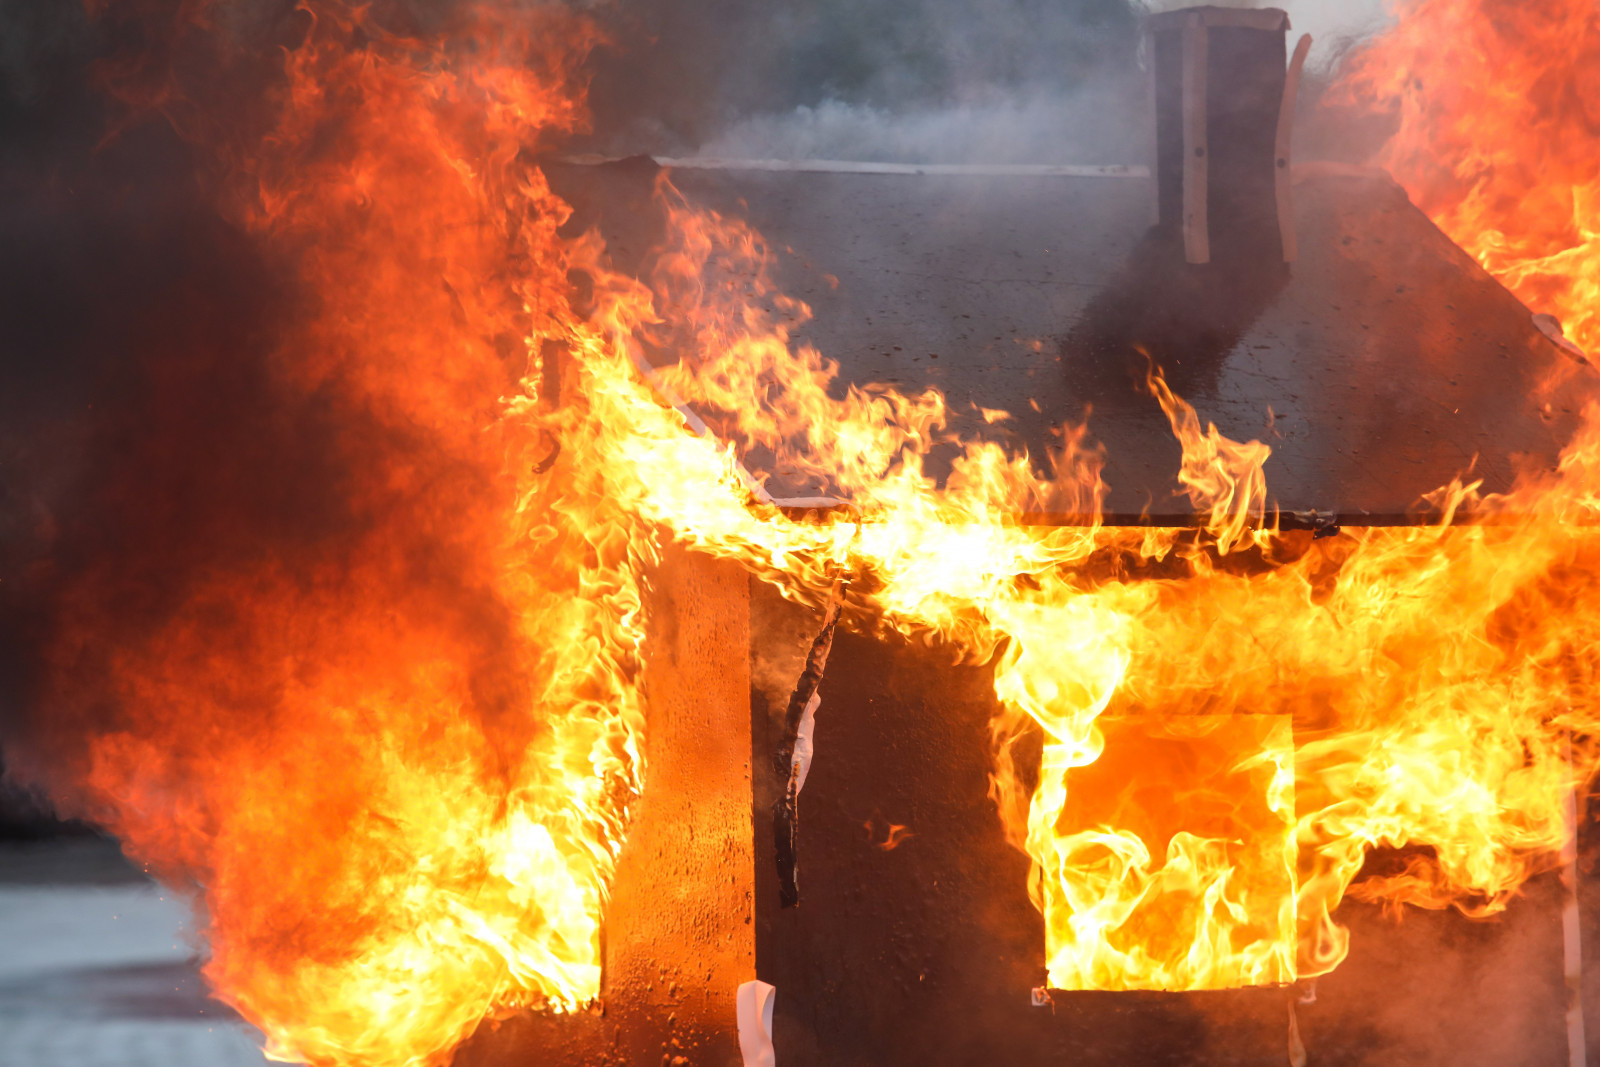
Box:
left=772, top=579, right=846, bottom=908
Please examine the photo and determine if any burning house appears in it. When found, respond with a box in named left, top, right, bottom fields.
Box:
left=480, top=7, right=1597, bottom=1065
left=2, top=1, right=1600, bottom=1066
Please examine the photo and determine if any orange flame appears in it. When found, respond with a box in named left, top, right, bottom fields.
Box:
left=17, top=0, right=1600, bottom=1062
left=589, top=163, right=1600, bottom=994
left=864, top=812, right=915, bottom=851
left=38, top=5, right=649, bottom=1065
left=1339, top=0, right=1600, bottom=353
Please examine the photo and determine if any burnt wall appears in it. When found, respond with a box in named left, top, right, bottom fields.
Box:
left=749, top=582, right=1288, bottom=1065
left=749, top=579, right=1576, bottom=1067
left=460, top=559, right=1581, bottom=1066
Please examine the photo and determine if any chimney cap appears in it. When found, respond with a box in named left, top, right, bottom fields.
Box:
left=1142, top=6, right=1290, bottom=33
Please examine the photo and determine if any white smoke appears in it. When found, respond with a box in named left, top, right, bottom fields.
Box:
left=1141, top=0, right=1394, bottom=63
left=679, top=0, right=1395, bottom=166
left=693, top=80, right=1145, bottom=165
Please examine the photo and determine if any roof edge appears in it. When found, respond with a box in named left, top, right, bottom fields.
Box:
left=1142, top=6, right=1291, bottom=33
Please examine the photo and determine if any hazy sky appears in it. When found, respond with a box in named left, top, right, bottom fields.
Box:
left=1146, top=0, right=1394, bottom=60
left=1284, top=0, right=1393, bottom=53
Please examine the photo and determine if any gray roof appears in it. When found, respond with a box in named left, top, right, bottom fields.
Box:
left=548, top=159, right=1594, bottom=525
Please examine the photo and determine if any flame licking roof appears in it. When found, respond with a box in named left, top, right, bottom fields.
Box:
left=549, top=156, right=1595, bottom=523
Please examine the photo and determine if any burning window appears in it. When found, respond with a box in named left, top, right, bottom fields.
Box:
left=1032, top=713, right=1298, bottom=991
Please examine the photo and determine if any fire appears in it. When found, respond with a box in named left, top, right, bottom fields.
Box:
left=8, top=0, right=1600, bottom=1063
left=1338, top=0, right=1600, bottom=353
left=863, top=811, right=914, bottom=850
left=26, top=5, right=648, bottom=1065
left=583, top=181, right=1600, bottom=996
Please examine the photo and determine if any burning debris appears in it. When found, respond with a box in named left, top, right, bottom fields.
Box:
left=1, top=1, right=1600, bottom=1065
left=772, top=578, right=847, bottom=909
left=863, top=811, right=915, bottom=851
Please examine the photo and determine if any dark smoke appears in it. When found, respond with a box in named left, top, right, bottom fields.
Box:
left=0, top=0, right=492, bottom=824
left=0, top=1, right=302, bottom=820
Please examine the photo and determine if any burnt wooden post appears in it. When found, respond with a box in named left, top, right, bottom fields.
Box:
left=1145, top=6, right=1295, bottom=265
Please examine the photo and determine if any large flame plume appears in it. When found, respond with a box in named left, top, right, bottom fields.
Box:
left=3, top=0, right=1599, bottom=1064
left=13, top=4, right=647, bottom=1065
left=1339, top=0, right=1600, bottom=352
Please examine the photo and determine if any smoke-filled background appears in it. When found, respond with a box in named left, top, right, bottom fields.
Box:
left=0, top=1, right=358, bottom=832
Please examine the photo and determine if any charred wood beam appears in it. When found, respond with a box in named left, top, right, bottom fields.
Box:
left=772, top=579, right=847, bottom=908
